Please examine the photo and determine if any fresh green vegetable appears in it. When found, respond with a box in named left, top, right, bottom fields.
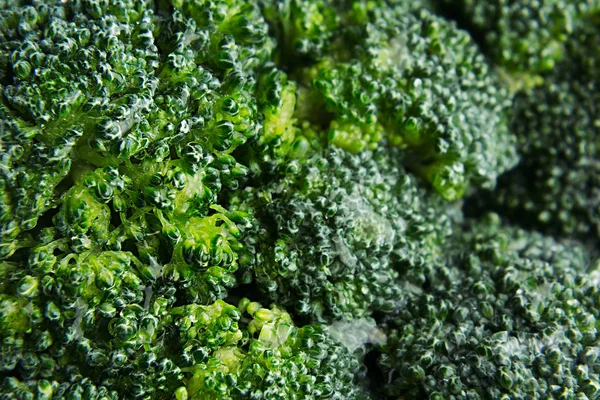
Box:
left=230, top=143, right=460, bottom=321
left=0, top=0, right=598, bottom=399
left=474, top=22, right=600, bottom=238
left=378, top=213, right=599, bottom=399
left=434, top=0, right=600, bottom=78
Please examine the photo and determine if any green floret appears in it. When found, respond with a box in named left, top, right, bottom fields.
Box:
left=1, top=376, right=119, bottom=400
left=297, top=2, right=518, bottom=199
left=0, top=289, right=369, bottom=399
left=0, top=2, right=159, bottom=255
left=0, top=0, right=273, bottom=258
left=489, top=80, right=600, bottom=238
left=477, top=24, right=600, bottom=239
left=175, top=299, right=370, bottom=400
left=230, top=143, right=461, bottom=321
left=377, top=213, right=599, bottom=399
left=50, top=164, right=254, bottom=303
left=435, top=0, right=600, bottom=78
left=167, top=0, right=275, bottom=77
left=0, top=248, right=172, bottom=398
left=259, top=0, right=341, bottom=63
left=251, top=0, right=519, bottom=199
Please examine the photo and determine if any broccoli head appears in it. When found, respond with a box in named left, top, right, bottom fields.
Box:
left=250, top=0, right=519, bottom=199
left=475, top=23, right=600, bottom=239
left=230, top=142, right=461, bottom=321
left=377, top=213, right=599, bottom=399
left=293, top=2, right=518, bottom=200
left=1, top=0, right=597, bottom=399
left=435, top=0, right=600, bottom=78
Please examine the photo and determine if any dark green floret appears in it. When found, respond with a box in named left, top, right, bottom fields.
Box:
left=259, top=0, right=340, bottom=63
left=377, top=213, right=599, bottom=399
left=434, top=0, right=600, bottom=79
left=229, top=143, right=460, bottom=321
left=476, top=22, right=600, bottom=239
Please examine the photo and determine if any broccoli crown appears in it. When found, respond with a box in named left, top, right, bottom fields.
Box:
left=435, top=0, right=600, bottom=76
left=0, top=0, right=273, bottom=258
left=378, top=213, right=599, bottom=399
left=1, top=0, right=599, bottom=399
left=291, top=2, right=519, bottom=200
left=179, top=299, right=369, bottom=400
left=0, top=275, right=370, bottom=399
left=476, top=22, right=600, bottom=239
left=230, top=143, right=460, bottom=321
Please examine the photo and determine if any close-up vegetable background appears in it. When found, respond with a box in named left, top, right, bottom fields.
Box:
left=0, top=0, right=598, bottom=399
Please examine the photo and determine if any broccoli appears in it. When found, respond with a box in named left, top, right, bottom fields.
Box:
left=252, top=0, right=520, bottom=200
left=377, top=213, right=599, bottom=399
left=0, top=0, right=270, bottom=258
left=434, top=0, right=600, bottom=80
left=0, top=0, right=599, bottom=399
left=467, top=14, right=600, bottom=239
left=259, top=0, right=340, bottom=63
left=291, top=1, right=519, bottom=200
left=229, top=142, right=461, bottom=321
left=0, top=288, right=370, bottom=399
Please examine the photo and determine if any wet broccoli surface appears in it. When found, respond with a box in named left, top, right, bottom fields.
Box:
left=0, top=1, right=598, bottom=399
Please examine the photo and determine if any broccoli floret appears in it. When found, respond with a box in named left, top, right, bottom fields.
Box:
left=230, top=143, right=461, bottom=321
left=0, top=2, right=159, bottom=255
left=0, top=288, right=369, bottom=399
left=435, top=0, right=600, bottom=78
left=166, top=0, right=275, bottom=76
left=377, top=213, right=599, bottom=399
left=249, top=66, right=299, bottom=169
left=250, top=1, right=519, bottom=199
left=474, top=23, right=600, bottom=239
left=292, top=2, right=519, bottom=199
left=48, top=164, right=254, bottom=303
left=259, top=0, right=341, bottom=63
left=0, top=0, right=273, bottom=258
left=0, top=248, right=172, bottom=398
left=176, top=299, right=370, bottom=399
left=1, top=376, right=119, bottom=400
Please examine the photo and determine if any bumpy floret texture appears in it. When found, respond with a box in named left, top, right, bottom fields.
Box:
left=0, top=1, right=158, bottom=255
left=51, top=164, right=253, bottom=303
left=0, top=249, right=180, bottom=399
left=0, top=290, right=370, bottom=399
left=435, top=0, right=600, bottom=76
left=0, top=0, right=273, bottom=258
left=179, top=299, right=369, bottom=400
left=259, top=0, right=341, bottom=63
left=1, top=0, right=598, bottom=398
left=293, top=2, right=518, bottom=200
left=476, top=23, right=600, bottom=239
left=229, top=143, right=460, bottom=321
left=378, top=213, right=599, bottom=399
